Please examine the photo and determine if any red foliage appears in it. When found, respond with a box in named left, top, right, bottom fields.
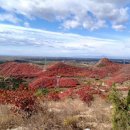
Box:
left=105, top=64, right=130, bottom=85
left=0, top=60, right=122, bottom=80
left=29, top=77, right=56, bottom=89
left=0, top=89, right=36, bottom=113
left=76, top=86, right=100, bottom=95
left=47, top=86, right=100, bottom=104
left=90, top=58, right=122, bottom=79
left=59, top=78, right=79, bottom=87
left=95, top=58, right=113, bottom=67
left=29, top=77, right=79, bottom=89
left=1, top=59, right=129, bottom=110
left=47, top=92, right=60, bottom=101
left=0, top=62, right=42, bottom=78
left=58, top=88, right=74, bottom=99
left=38, top=61, right=122, bottom=79
left=75, top=86, right=95, bottom=104
left=92, top=63, right=122, bottom=79
left=38, top=62, right=92, bottom=77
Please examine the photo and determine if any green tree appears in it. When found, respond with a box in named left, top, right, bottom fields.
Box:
left=109, top=86, right=129, bottom=130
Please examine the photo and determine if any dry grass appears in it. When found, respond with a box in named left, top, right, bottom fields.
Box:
left=0, top=105, right=24, bottom=130
left=0, top=97, right=112, bottom=130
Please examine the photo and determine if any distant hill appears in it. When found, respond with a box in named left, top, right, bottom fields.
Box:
left=95, top=58, right=114, bottom=67
left=0, top=62, right=43, bottom=78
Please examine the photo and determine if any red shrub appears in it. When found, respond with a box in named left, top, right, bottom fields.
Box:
left=75, top=86, right=94, bottom=104
left=105, top=64, right=130, bottom=85
left=47, top=92, right=60, bottom=101
left=0, top=89, right=36, bottom=115
left=38, top=61, right=122, bottom=80
left=29, top=77, right=79, bottom=89
left=58, top=88, right=74, bottom=99
left=59, top=78, right=79, bottom=87
left=0, top=62, right=42, bottom=78
left=29, top=77, right=57, bottom=90
left=38, top=62, right=92, bottom=77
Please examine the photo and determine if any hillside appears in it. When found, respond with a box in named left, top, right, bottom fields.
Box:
left=38, top=62, right=92, bottom=77
left=95, top=58, right=113, bottom=67
left=0, top=62, right=43, bottom=78
left=29, top=77, right=79, bottom=89
left=0, top=58, right=129, bottom=130
left=106, top=64, right=130, bottom=85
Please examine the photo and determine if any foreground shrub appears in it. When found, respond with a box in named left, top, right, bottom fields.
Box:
left=109, top=86, right=129, bottom=130
left=76, top=86, right=95, bottom=106
left=0, top=89, right=36, bottom=118
left=0, top=77, right=27, bottom=90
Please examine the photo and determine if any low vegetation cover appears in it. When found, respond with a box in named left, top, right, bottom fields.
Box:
left=29, top=76, right=79, bottom=89
left=0, top=62, right=42, bottom=78
left=38, top=60, right=122, bottom=79
left=0, top=88, right=36, bottom=118
left=0, top=59, right=130, bottom=130
left=106, top=65, right=130, bottom=85
left=0, top=79, right=103, bottom=118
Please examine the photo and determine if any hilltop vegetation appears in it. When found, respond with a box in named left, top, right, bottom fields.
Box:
left=0, top=58, right=130, bottom=130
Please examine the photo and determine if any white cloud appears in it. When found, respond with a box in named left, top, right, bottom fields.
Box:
left=63, top=20, right=79, bottom=29
left=0, top=13, right=20, bottom=24
left=94, top=0, right=130, bottom=5
left=0, top=24, right=129, bottom=57
left=112, top=24, right=126, bottom=31
left=0, top=0, right=129, bottom=31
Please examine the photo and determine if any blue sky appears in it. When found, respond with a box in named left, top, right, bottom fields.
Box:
left=0, top=0, right=130, bottom=58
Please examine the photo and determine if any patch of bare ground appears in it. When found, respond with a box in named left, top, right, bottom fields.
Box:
left=0, top=97, right=112, bottom=130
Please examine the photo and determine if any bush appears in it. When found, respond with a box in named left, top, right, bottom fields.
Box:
left=0, top=89, right=36, bottom=118
left=35, top=88, right=49, bottom=96
left=0, top=77, right=27, bottom=90
left=109, top=86, right=129, bottom=130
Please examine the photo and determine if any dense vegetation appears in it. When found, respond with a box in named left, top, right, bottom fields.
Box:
left=109, top=86, right=130, bottom=130
left=0, top=77, right=27, bottom=90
